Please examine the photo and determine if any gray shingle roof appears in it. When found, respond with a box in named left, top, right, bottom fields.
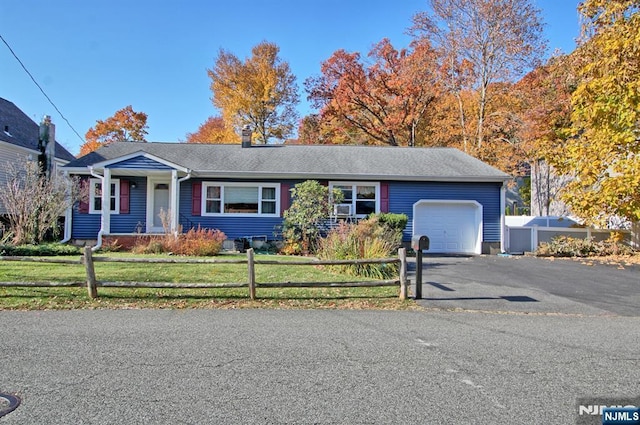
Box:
left=64, top=141, right=510, bottom=182
left=0, top=98, right=76, bottom=161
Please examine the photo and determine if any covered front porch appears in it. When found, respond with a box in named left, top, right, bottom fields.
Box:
left=65, top=152, right=192, bottom=249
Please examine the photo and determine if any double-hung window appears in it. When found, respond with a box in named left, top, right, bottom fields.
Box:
left=89, top=178, right=120, bottom=214
left=330, top=182, right=379, bottom=217
left=202, top=182, right=279, bottom=216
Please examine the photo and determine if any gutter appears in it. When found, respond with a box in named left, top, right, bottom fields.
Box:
left=500, top=181, right=507, bottom=254
left=178, top=170, right=192, bottom=184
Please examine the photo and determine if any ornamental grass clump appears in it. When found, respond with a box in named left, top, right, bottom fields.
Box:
left=318, top=216, right=403, bottom=279
left=132, top=226, right=226, bottom=256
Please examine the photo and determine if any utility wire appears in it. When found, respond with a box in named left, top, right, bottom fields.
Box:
left=0, top=34, right=85, bottom=143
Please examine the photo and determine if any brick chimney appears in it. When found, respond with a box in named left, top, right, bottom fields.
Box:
left=38, top=115, right=55, bottom=178
left=241, top=125, right=252, bottom=148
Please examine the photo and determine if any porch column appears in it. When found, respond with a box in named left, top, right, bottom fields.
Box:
left=170, top=169, right=179, bottom=233
left=102, top=168, right=111, bottom=234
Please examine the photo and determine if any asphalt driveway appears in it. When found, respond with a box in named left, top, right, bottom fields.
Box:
left=411, top=255, right=640, bottom=316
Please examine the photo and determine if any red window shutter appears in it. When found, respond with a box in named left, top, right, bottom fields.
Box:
left=380, top=182, right=389, bottom=213
left=280, top=183, right=290, bottom=215
left=119, top=180, right=130, bottom=214
left=192, top=182, right=202, bottom=216
left=78, top=177, right=89, bottom=213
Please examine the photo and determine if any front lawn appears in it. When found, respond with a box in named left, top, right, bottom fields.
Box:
left=0, top=252, right=415, bottom=310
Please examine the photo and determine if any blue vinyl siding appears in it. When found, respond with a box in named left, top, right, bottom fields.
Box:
left=106, top=156, right=174, bottom=170
left=71, top=176, right=503, bottom=244
left=71, top=176, right=147, bottom=238
left=111, top=177, right=147, bottom=233
left=178, top=179, right=297, bottom=240
left=71, top=209, right=101, bottom=239
left=387, top=181, right=503, bottom=242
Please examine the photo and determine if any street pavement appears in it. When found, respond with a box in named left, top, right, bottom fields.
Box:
left=1, top=307, right=638, bottom=424
left=0, top=255, right=638, bottom=424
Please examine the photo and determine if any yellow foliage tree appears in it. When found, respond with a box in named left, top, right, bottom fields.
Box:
left=207, top=41, right=299, bottom=144
left=551, top=0, right=640, bottom=225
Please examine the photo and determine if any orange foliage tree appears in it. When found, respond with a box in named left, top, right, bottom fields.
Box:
left=509, top=55, right=577, bottom=215
left=410, top=0, right=546, bottom=152
left=184, top=116, right=238, bottom=144
left=305, top=38, right=440, bottom=147
left=80, top=106, right=148, bottom=155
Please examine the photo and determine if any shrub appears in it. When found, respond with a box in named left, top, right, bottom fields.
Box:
left=372, top=213, right=408, bottom=233
left=536, top=235, right=635, bottom=257
left=131, top=227, right=226, bottom=256
left=174, top=227, right=226, bottom=256
left=132, top=239, right=165, bottom=255
left=0, top=243, right=81, bottom=256
left=281, top=180, right=343, bottom=255
left=317, top=216, right=401, bottom=279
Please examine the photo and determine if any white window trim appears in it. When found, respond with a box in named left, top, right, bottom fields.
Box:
left=201, top=182, right=280, bottom=217
left=329, top=181, right=380, bottom=218
left=89, top=178, right=120, bottom=214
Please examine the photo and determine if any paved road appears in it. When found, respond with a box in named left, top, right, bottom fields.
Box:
left=412, top=255, right=640, bottom=316
left=1, top=309, right=638, bottom=424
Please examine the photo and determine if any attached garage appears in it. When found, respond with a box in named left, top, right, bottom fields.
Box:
left=413, top=200, right=483, bottom=254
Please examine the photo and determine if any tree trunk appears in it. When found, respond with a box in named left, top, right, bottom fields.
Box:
left=455, top=91, right=469, bottom=152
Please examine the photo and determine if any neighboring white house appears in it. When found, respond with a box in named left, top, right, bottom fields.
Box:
left=0, top=97, right=76, bottom=214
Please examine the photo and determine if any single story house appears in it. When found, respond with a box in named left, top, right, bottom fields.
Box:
left=62, top=141, right=510, bottom=254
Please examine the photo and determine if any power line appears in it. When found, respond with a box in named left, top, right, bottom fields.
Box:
left=0, top=34, right=85, bottom=143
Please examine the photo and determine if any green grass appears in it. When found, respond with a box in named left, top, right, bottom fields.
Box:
left=0, top=252, right=416, bottom=310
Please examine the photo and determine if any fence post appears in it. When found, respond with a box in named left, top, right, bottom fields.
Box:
left=83, top=246, right=98, bottom=299
left=247, top=248, right=256, bottom=300
left=398, top=248, right=407, bottom=300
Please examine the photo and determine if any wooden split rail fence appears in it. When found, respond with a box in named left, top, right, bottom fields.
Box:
left=0, top=247, right=409, bottom=300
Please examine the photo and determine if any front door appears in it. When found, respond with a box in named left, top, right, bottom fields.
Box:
left=147, top=178, right=171, bottom=233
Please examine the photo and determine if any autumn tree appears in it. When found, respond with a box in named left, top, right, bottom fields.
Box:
left=411, top=0, right=546, bottom=152
left=296, top=115, right=324, bottom=145
left=513, top=55, right=577, bottom=216
left=549, top=0, right=640, bottom=225
left=296, top=113, right=370, bottom=145
left=305, top=38, right=439, bottom=147
left=184, top=116, right=238, bottom=144
left=208, top=41, right=299, bottom=144
left=80, top=106, right=148, bottom=155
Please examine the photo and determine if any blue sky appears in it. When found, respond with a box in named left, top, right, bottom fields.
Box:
left=1, top=0, right=581, bottom=156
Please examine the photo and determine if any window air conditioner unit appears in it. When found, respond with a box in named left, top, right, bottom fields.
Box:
left=334, top=204, right=352, bottom=217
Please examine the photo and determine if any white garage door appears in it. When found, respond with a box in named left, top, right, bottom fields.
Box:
left=413, top=200, right=482, bottom=254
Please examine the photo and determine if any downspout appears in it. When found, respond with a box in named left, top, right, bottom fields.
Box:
left=60, top=170, right=72, bottom=244
left=174, top=170, right=192, bottom=235
left=89, top=167, right=105, bottom=252
left=500, top=181, right=507, bottom=254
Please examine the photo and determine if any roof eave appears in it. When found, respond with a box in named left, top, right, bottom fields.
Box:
left=191, top=170, right=510, bottom=182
